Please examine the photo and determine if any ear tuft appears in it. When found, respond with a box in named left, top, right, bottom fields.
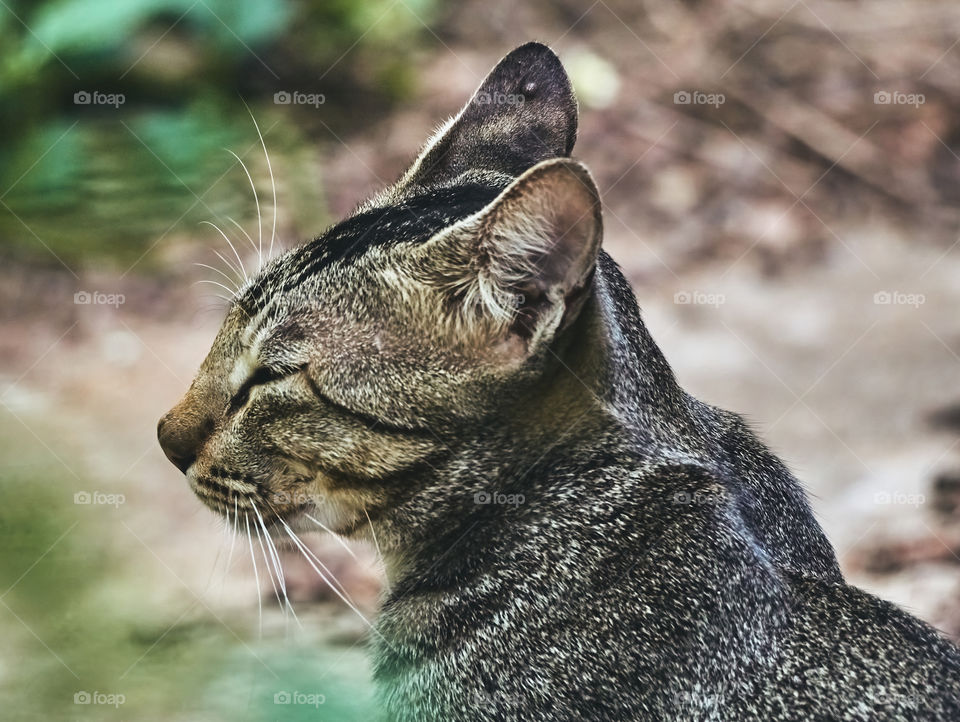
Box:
left=419, top=158, right=602, bottom=344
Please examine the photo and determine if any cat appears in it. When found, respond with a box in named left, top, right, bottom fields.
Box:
left=158, top=42, right=960, bottom=720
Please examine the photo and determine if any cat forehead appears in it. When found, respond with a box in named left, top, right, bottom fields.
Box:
left=233, top=183, right=502, bottom=317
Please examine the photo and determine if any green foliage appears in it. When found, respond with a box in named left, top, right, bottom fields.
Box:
left=7, top=0, right=292, bottom=82
left=0, top=103, right=262, bottom=265
left=0, top=422, right=376, bottom=720
left=0, top=0, right=435, bottom=268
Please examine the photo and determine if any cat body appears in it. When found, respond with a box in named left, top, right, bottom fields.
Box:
left=158, top=43, right=960, bottom=720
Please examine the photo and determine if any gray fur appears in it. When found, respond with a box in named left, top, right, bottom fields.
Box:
left=158, top=42, right=960, bottom=720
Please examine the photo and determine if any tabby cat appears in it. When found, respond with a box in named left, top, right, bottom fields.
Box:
left=158, top=43, right=960, bottom=720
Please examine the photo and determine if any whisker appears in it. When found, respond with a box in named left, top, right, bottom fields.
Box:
left=243, top=102, right=277, bottom=264
left=200, top=220, right=248, bottom=281
left=252, top=506, right=284, bottom=614
left=304, top=513, right=359, bottom=561
left=224, top=148, right=262, bottom=268
left=194, top=262, right=240, bottom=293
left=276, top=517, right=352, bottom=598
left=197, top=293, right=233, bottom=305
left=244, top=514, right=263, bottom=634
left=281, top=521, right=384, bottom=638
left=193, top=279, right=238, bottom=300
left=212, top=248, right=244, bottom=280
left=195, top=297, right=232, bottom=314
left=364, top=506, right=391, bottom=594
left=217, top=502, right=234, bottom=599
left=226, top=216, right=258, bottom=260
left=283, top=525, right=351, bottom=598
left=202, top=523, right=226, bottom=596
left=252, top=502, right=302, bottom=630
left=224, top=497, right=239, bottom=578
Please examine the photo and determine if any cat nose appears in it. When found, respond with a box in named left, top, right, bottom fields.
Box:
left=157, top=411, right=204, bottom=474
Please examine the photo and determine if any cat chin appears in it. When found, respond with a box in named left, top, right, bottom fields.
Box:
left=279, top=497, right=362, bottom=540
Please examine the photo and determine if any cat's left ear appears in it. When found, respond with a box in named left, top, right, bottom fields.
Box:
left=395, top=42, right=578, bottom=193
left=415, top=158, right=602, bottom=351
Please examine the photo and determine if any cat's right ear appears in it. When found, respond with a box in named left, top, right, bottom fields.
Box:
left=394, top=42, right=578, bottom=193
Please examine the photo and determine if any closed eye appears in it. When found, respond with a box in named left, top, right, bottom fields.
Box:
left=302, top=371, right=426, bottom=434
left=228, top=366, right=292, bottom=414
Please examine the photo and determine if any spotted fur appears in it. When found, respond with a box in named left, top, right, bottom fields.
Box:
left=158, top=42, right=960, bottom=720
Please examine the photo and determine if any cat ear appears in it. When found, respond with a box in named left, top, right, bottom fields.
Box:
left=417, top=158, right=602, bottom=347
left=397, top=42, right=578, bottom=193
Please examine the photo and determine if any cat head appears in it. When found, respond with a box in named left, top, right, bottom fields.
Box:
left=157, top=43, right=604, bottom=539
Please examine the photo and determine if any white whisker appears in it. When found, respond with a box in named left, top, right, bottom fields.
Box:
left=252, top=507, right=284, bottom=614
left=279, top=519, right=351, bottom=598
left=278, top=519, right=351, bottom=598
left=193, top=279, right=239, bottom=299
left=364, top=506, right=391, bottom=594
left=244, top=103, right=277, bottom=263
left=194, top=262, right=240, bottom=293
left=226, top=215, right=258, bottom=259
left=253, top=503, right=302, bottom=630
left=281, top=521, right=384, bottom=638
left=224, top=498, right=239, bottom=576
left=198, top=293, right=233, bottom=305
left=304, top=513, right=359, bottom=560
left=212, top=248, right=244, bottom=280
left=200, top=220, right=248, bottom=281
left=225, top=149, right=262, bottom=267
left=245, top=514, right=263, bottom=634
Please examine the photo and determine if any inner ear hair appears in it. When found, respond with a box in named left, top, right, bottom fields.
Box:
left=420, top=158, right=603, bottom=344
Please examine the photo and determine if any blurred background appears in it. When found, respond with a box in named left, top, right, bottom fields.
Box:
left=2, top=0, right=960, bottom=719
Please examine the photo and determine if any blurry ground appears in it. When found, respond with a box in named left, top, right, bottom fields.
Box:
left=2, top=1, right=960, bottom=720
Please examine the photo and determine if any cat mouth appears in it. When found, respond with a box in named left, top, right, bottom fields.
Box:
left=185, top=464, right=365, bottom=546
left=187, top=467, right=316, bottom=522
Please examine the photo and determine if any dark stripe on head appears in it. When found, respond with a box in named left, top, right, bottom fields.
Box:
left=236, top=184, right=503, bottom=314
